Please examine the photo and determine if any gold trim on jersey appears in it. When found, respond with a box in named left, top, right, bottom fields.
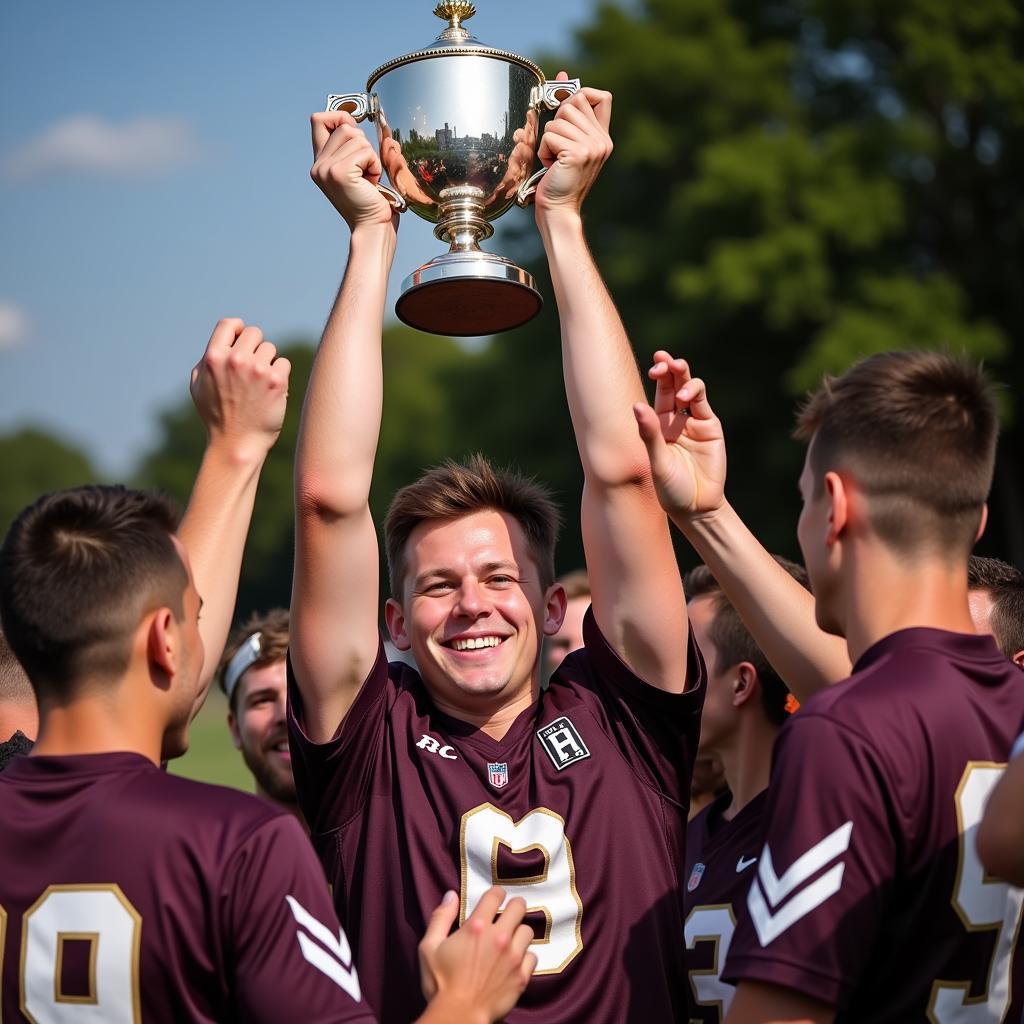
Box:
left=54, top=932, right=99, bottom=1004
left=19, top=883, right=143, bottom=1024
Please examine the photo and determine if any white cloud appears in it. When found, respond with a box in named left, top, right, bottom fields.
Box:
left=0, top=302, right=29, bottom=350
left=3, top=115, right=204, bottom=180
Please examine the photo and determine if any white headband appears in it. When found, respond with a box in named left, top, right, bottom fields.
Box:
left=224, top=632, right=262, bottom=701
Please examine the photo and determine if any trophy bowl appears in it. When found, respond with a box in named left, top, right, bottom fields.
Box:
left=328, top=1, right=579, bottom=336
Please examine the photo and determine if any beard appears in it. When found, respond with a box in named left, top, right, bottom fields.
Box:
left=240, top=739, right=298, bottom=807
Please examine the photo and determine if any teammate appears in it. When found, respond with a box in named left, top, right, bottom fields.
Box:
left=682, top=560, right=807, bottom=1022
left=219, top=608, right=300, bottom=819
left=967, top=555, right=1024, bottom=667
left=543, top=568, right=590, bottom=677
left=634, top=349, right=1024, bottom=1021
left=0, top=485, right=536, bottom=1023
left=0, top=628, right=35, bottom=769
left=290, top=80, right=703, bottom=1023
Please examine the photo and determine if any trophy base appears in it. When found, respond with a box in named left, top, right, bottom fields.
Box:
left=397, top=253, right=542, bottom=337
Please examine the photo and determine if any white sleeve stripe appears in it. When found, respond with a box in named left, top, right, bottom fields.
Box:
left=748, top=861, right=846, bottom=946
left=285, top=893, right=353, bottom=963
left=756, top=820, right=853, bottom=907
left=285, top=895, right=362, bottom=1003
left=296, top=931, right=363, bottom=1003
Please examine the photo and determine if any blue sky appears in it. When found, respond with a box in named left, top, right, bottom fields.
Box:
left=0, top=0, right=595, bottom=474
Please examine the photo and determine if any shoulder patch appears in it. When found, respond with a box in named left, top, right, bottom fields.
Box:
left=537, top=716, right=591, bottom=771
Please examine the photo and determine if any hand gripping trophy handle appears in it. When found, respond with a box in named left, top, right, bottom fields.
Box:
left=515, top=78, right=582, bottom=208
left=325, top=93, right=409, bottom=213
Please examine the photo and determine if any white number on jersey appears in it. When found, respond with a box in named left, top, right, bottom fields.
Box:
left=460, top=803, right=583, bottom=974
left=12, top=884, right=143, bottom=1022
left=928, top=762, right=1024, bottom=1023
left=685, top=904, right=737, bottom=1020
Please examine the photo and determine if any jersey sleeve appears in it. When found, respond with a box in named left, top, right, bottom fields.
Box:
left=560, top=607, right=706, bottom=805
left=287, top=643, right=391, bottom=835
left=721, top=713, right=897, bottom=1008
left=221, top=814, right=378, bottom=1023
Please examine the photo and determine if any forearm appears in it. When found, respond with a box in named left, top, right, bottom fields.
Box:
left=677, top=502, right=851, bottom=700
left=295, top=225, right=395, bottom=517
left=178, top=443, right=266, bottom=714
left=976, top=752, right=1024, bottom=885
left=539, top=211, right=648, bottom=487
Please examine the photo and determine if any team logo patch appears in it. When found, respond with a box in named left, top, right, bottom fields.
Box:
left=687, top=862, right=705, bottom=892
left=537, top=716, right=591, bottom=771
left=487, top=762, right=509, bottom=789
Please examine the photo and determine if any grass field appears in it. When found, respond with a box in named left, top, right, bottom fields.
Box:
left=168, top=688, right=254, bottom=794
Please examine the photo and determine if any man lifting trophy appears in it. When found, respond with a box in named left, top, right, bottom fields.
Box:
left=328, top=1, right=579, bottom=335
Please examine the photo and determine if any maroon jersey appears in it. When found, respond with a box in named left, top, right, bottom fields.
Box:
left=723, top=628, right=1024, bottom=1021
left=0, top=752, right=375, bottom=1024
left=683, top=790, right=767, bottom=1022
left=289, top=609, right=705, bottom=1023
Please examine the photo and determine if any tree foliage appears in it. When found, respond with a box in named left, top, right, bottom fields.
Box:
left=0, top=428, right=102, bottom=539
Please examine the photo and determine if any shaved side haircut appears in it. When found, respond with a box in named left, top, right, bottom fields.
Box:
left=0, top=485, right=187, bottom=699
left=0, top=630, right=33, bottom=710
left=384, top=454, right=562, bottom=601
left=968, top=555, right=1024, bottom=660
left=795, top=351, right=998, bottom=556
left=685, top=557, right=809, bottom=726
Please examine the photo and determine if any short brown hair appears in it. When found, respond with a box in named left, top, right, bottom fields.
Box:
left=684, top=557, right=809, bottom=726
left=0, top=629, right=34, bottom=710
left=0, top=486, right=186, bottom=698
left=218, top=608, right=290, bottom=714
left=968, top=556, right=1024, bottom=661
left=384, top=455, right=561, bottom=600
left=557, top=569, right=590, bottom=601
left=795, top=351, right=998, bottom=556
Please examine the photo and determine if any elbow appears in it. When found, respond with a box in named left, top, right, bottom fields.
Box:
left=585, top=450, right=656, bottom=493
left=295, top=475, right=363, bottom=522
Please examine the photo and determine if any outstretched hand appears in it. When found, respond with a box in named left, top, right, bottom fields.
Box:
left=419, top=886, right=536, bottom=1024
left=190, top=318, right=290, bottom=463
left=310, top=110, right=397, bottom=231
left=535, top=72, right=613, bottom=217
left=633, top=352, right=728, bottom=518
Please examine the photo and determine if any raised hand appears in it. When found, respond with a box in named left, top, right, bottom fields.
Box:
left=189, top=318, right=291, bottom=463
left=633, top=351, right=728, bottom=518
left=418, top=887, right=536, bottom=1024
left=535, top=73, right=613, bottom=217
left=310, top=111, right=396, bottom=231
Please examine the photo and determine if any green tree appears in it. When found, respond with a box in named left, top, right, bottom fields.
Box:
left=470, top=0, right=1023, bottom=567
left=0, top=428, right=103, bottom=538
left=136, top=326, right=474, bottom=620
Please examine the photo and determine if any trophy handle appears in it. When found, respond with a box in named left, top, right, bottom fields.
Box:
left=534, top=78, right=581, bottom=111
left=324, top=93, right=408, bottom=213
left=516, top=78, right=583, bottom=206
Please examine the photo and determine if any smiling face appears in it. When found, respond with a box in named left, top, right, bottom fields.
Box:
left=386, top=510, right=565, bottom=718
left=228, top=659, right=296, bottom=807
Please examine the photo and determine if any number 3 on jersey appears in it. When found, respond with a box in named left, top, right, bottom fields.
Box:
left=929, top=762, right=1024, bottom=1024
left=460, top=803, right=583, bottom=974
left=685, top=905, right=736, bottom=1021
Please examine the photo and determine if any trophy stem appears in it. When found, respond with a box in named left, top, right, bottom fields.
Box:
left=433, top=187, right=494, bottom=253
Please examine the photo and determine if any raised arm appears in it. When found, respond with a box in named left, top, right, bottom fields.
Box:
left=291, top=111, right=397, bottom=743
left=178, top=318, right=290, bottom=718
left=534, top=81, right=689, bottom=692
left=633, top=354, right=852, bottom=700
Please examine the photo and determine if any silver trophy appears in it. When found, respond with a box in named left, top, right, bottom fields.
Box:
left=328, top=1, right=579, bottom=336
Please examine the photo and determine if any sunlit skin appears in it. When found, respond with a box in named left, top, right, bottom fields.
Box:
left=544, top=595, right=589, bottom=677
left=796, top=451, right=846, bottom=639
left=228, top=660, right=298, bottom=809
left=160, top=537, right=204, bottom=761
left=385, top=510, right=566, bottom=739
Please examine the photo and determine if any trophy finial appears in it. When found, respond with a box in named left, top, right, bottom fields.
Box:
left=433, top=1, right=476, bottom=32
